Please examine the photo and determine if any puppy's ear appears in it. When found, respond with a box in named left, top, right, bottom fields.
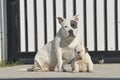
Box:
left=57, top=17, right=64, bottom=24
left=73, top=15, right=79, bottom=22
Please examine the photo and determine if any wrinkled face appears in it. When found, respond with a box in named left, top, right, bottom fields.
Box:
left=74, top=46, right=86, bottom=60
left=57, top=15, right=79, bottom=40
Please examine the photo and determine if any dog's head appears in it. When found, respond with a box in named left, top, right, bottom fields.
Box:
left=74, top=46, right=88, bottom=60
left=57, top=15, right=79, bottom=41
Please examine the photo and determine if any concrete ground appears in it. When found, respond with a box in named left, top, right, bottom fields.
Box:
left=0, top=64, right=120, bottom=80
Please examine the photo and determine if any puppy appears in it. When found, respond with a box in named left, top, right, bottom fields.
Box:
left=29, top=15, right=83, bottom=72
left=71, top=46, right=94, bottom=73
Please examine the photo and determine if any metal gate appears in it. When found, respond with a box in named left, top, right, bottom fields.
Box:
left=6, top=0, right=120, bottom=63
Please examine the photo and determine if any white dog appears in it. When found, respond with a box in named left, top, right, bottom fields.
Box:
left=29, top=15, right=83, bottom=72
left=71, top=46, right=94, bottom=72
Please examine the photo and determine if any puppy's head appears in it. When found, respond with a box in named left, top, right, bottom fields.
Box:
left=57, top=15, right=79, bottom=41
left=74, top=46, right=88, bottom=60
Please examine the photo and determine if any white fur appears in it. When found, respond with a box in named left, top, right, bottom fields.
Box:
left=32, top=16, right=83, bottom=71
left=72, top=46, right=94, bottom=72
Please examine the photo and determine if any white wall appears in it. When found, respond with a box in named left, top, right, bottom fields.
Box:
left=0, top=0, right=8, bottom=62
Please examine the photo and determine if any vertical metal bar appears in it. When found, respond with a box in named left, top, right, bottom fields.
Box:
left=104, top=0, right=108, bottom=51
left=83, top=0, right=87, bottom=47
left=53, top=0, right=56, bottom=37
left=24, top=0, right=28, bottom=51
left=43, top=0, right=47, bottom=44
left=34, top=0, right=38, bottom=52
left=114, top=0, right=118, bottom=51
left=73, top=0, right=76, bottom=16
left=17, top=0, right=21, bottom=52
left=6, top=0, right=12, bottom=62
left=93, top=0, right=97, bottom=51
left=63, top=0, right=66, bottom=18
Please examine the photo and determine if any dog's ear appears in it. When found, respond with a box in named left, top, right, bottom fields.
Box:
left=73, top=15, right=79, bottom=22
left=57, top=17, right=64, bottom=24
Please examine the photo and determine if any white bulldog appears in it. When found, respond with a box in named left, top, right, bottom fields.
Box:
left=71, top=46, right=94, bottom=72
left=29, top=15, right=83, bottom=72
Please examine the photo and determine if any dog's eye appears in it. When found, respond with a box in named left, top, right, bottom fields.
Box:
left=64, top=26, right=68, bottom=28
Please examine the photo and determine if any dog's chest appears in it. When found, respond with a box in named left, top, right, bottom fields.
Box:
left=62, top=47, right=75, bottom=61
left=59, top=38, right=77, bottom=49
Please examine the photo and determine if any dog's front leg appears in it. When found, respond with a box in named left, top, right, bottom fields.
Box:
left=88, top=62, right=94, bottom=72
left=72, top=61, right=79, bottom=73
left=56, top=48, right=63, bottom=72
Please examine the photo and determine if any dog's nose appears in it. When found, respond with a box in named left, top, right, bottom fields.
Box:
left=68, top=29, right=73, bottom=34
left=77, top=51, right=81, bottom=54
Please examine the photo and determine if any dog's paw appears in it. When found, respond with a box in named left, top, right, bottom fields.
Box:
left=58, top=69, right=63, bottom=72
left=81, top=70, right=87, bottom=73
left=55, top=68, right=63, bottom=72
left=72, top=70, right=79, bottom=73
left=88, top=70, right=94, bottom=73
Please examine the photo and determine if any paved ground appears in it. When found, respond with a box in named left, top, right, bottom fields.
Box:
left=0, top=64, right=120, bottom=80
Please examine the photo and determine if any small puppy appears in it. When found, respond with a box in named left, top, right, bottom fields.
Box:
left=71, top=46, right=94, bottom=73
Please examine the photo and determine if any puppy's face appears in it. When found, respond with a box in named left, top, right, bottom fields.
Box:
left=57, top=15, right=79, bottom=40
left=74, top=46, right=86, bottom=60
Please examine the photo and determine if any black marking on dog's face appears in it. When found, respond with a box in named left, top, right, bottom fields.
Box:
left=70, top=20, right=77, bottom=29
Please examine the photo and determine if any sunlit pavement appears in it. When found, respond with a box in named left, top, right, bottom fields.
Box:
left=0, top=64, right=120, bottom=80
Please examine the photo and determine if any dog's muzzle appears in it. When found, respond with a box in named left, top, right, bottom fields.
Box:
left=75, top=53, right=84, bottom=60
left=67, top=30, right=76, bottom=38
